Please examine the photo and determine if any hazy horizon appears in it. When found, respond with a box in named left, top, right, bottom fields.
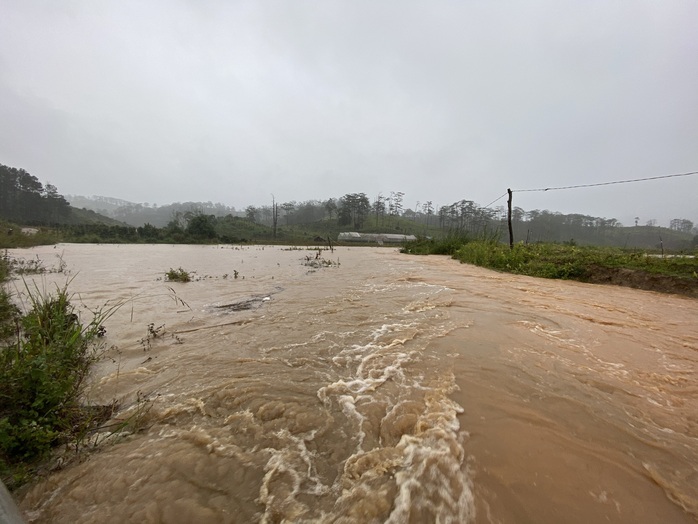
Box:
left=63, top=189, right=693, bottom=231
left=1, top=1, right=696, bottom=227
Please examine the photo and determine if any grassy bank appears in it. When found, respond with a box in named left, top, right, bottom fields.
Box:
left=402, top=238, right=698, bottom=298
left=0, top=221, right=61, bottom=249
left=0, top=255, right=115, bottom=489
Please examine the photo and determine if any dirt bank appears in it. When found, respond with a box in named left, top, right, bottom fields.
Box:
left=584, top=266, right=698, bottom=299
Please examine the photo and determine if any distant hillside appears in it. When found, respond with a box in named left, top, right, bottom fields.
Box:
left=65, top=195, right=240, bottom=227
left=0, top=163, right=122, bottom=227
left=65, top=207, right=127, bottom=226
left=66, top=195, right=135, bottom=216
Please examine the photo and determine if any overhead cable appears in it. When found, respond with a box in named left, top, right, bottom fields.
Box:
left=512, top=170, right=698, bottom=193
left=483, top=192, right=508, bottom=208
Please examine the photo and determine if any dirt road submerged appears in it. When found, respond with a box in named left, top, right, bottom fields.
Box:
left=422, top=256, right=698, bottom=523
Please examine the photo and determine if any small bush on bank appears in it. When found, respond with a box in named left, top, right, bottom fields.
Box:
left=401, top=234, right=473, bottom=256
left=0, top=278, right=113, bottom=488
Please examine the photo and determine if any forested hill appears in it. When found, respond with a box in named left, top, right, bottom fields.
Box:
left=66, top=195, right=240, bottom=228
left=0, top=163, right=122, bottom=226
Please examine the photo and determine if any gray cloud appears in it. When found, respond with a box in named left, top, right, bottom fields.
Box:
left=1, top=0, right=696, bottom=226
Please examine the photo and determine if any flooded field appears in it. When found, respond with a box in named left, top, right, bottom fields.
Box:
left=6, top=244, right=697, bottom=523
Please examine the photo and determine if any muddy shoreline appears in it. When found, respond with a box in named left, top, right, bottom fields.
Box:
left=583, top=266, right=698, bottom=299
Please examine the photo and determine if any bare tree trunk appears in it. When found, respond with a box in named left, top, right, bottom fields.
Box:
left=507, top=189, right=514, bottom=249
left=271, top=194, right=278, bottom=239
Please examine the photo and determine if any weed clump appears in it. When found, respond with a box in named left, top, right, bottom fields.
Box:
left=2, top=251, right=68, bottom=275
left=302, top=251, right=340, bottom=269
left=165, top=267, right=191, bottom=282
left=140, top=322, right=165, bottom=351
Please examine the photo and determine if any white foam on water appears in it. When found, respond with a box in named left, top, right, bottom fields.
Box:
left=258, top=429, right=331, bottom=523
left=337, top=394, right=367, bottom=452
left=314, top=310, right=474, bottom=522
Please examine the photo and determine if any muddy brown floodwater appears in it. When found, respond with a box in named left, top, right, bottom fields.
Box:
left=7, top=244, right=698, bottom=523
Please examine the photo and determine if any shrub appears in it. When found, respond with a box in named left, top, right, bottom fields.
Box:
left=165, top=267, right=191, bottom=282
left=0, top=282, right=111, bottom=487
left=401, top=234, right=473, bottom=256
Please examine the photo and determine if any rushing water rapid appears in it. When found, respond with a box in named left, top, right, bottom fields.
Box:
left=7, top=244, right=698, bottom=523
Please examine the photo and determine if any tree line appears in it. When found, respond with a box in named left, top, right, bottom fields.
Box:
left=2, top=162, right=696, bottom=250
left=0, top=164, right=71, bottom=225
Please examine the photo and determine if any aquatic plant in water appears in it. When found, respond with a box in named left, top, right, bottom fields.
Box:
left=165, top=267, right=191, bottom=282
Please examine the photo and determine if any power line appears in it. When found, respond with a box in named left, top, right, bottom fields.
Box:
left=483, top=192, right=508, bottom=208
left=512, top=170, right=698, bottom=193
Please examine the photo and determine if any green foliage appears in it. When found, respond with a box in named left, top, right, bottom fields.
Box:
left=453, top=242, right=588, bottom=279
left=137, top=222, right=160, bottom=241
left=0, top=164, right=70, bottom=225
left=0, top=221, right=61, bottom=249
left=451, top=241, right=698, bottom=281
left=215, top=215, right=274, bottom=243
left=338, top=193, right=371, bottom=229
left=186, top=213, right=217, bottom=240
left=401, top=234, right=474, bottom=256
left=165, top=267, right=191, bottom=282
left=59, top=214, right=278, bottom=244
left=1, top=164, right=126, bottom=230
left=0, top=282, right=112, bottom=487
left=62, top=223, right=139, bottom=243
left=403, top=236, right=698, bottom=295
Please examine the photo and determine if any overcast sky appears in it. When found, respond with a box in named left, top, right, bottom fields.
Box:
left=1, top=1, right=696, bottom=226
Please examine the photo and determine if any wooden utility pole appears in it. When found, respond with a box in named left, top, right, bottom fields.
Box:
left=507, top=188, right=514, bottom=249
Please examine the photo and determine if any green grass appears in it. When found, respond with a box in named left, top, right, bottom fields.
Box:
left=402, top=237, right=698, bottom=293
left=400, top=234, right=474, bottom=256
left=0, top=222, right=61, bottom=249
left=458, top=242, right=698, bottom=280
left=454, top=241, right=591, bottom=279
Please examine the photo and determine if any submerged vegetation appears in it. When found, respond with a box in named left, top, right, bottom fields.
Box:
left=302, top=249, right=341, bottom=270
left=165, top=267, right=192, bottom=283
